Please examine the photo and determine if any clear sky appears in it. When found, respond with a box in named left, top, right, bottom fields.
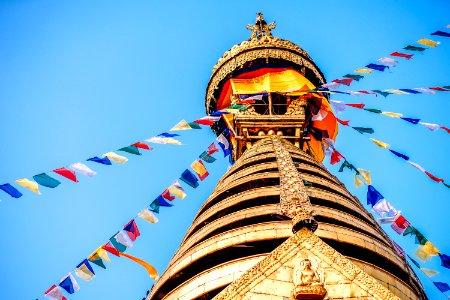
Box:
left=0, top=1, right=449, bottom=299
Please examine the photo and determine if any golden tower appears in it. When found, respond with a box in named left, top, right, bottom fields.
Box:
left=148, top=13, right=426, bottom=300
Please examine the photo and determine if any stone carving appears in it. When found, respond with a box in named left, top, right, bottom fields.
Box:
left=292, top=258, right=327, bottom=299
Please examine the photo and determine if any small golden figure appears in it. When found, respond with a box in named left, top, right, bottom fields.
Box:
left=292, top=259, right=327, bottom=299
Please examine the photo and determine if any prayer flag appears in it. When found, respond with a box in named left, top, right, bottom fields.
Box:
left=408, top=161, right=425, bottom=172
left=439, top=254, right=450, bottom=269
left=158, top=132, right=180, bottom=138
left=149, top=199, right=160, bottom=213
left=168, top=180, right=186, bottom=199
left=417, top=38, right=440, bottom=47
left=103, top=152, right=128, bottom=164
left=343, top=74, right=364, bottom=81
left=332, top=78, right=353, bottom=86
left=118, top=146, right=141, bottom=155
left=354, top=174, right=364, bottom=188
left=404, top=45, right=426, bottom=51
left=59, top=273, right=80, bottom=294
left=145, top=137, right=181, bottom=145
left=33, top=173, right=61, bottom=188
left=118, top=252, right=159, bottom=280
left=357, top=168, right=372, bottom=184
left=89, top=257, right=106, bottom=269
left=87, top=156, right=112, bottom=165
left=401, top=117, right=420, bottom=124
left=430, top=86, right=450, bottom=92
left=352, top=127, right=374, bottom=134
left=372, top=90, right=391, bottom=97
left=420, top=122, right=440, bottom=131
left=138, top=208, right=159, bottom=224
left=88, top=248, right=109, bottom=269
left=188, top=122, right=202, bottom=129
left=414, top=241, right=440, bottom=262
left=399, top=89, right=421, bottom=94
left=75, top=259, right=95, bottom=281
left=336, top=118, right=350, bottom=126
left=53, top=167, right=78, bottom=182
left=408, top=255, right=421, bottom=268
left=170, top=119, right=192, bottom=131
left=44, top=285, right=67, bottom=300
left=367, top=185, right=383, bottom=206
left=132, top=142, right=152, bottom=150
left=194, top=116, right=221, bottom=125
left=208, top=142, right=219, bottom=155
left=382, top=112, right=403, bottom=118
left=377, top=57, right=398, bottom=67
left=0, top=183, right=23, bottom=198
left=102, top=242, right=120, bottom=256
left=109, top=233, right=127, bottom=253
left=162, top=189, right=175, bottom=201
left=389, top=150, right=409, bottom=160
left=420, top=268, right=439, bottom=278
left=414, top=88, right=435, bottom=94
left=391, top=215, right=410, bottom=234
left=330, top=100, right=347, bottom=113
left=338, top=160, right=359, bottom=174
left=370, top=138, right=390, bottom=149
left=364, top=108, right=382, bottom=114
left=124, top=219, right=140, bottom=241
left=69, top=162, right=96, bottom=177
left=210, top=110, right=230, bottom=116
left=441, top=126, right=450, bottom=133
left=390, top=52, right=413, bottom=59
left=199, top=151, right=216, bottom=163
left=347, top=91, right=365, bottom=96
left=15, top=178, right=40, bottom=194
left=425, top=171, right=444, bottom=183
left=372, top=199, right=397, bottom=217
left=217, top=134, right=231, bottom=157
left=365, top=63, right=388, bottom=72
left=433, top=282, right=450, bottom=293
left=379, top=214, right=399, bottom=224
left=431, top=30, right=450, bottom=37
left=386, top=89, right=408, bottom=95
left=392, top=241, right=405, bottom=257
left=403, top=226, right=427, bottom=245
left=321, top=82, right=340, bottom=89
left=180, top=169, right=199, bottom=188
left=156, top=195, right=173, bottom=207
left=354, top=68, right=373, bottom=74
left=115, top=230, right=133, bottom=248
left=346, top=103, right=365, bottom=109
left=330, top=150, right=344, bottom=165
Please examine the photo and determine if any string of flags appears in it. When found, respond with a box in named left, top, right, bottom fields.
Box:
left=40, top=138, right=227, bottom=300
left=323, top=140, right=450, bottom=297
left=320, top=85, right=450, bottom=97
left=330, top=100, right=450, bottom=134
left=320, top=25, right=450, bottom=89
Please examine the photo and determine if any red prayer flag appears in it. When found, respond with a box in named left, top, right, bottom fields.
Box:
left=391, top=215, right=410, bottom=234
left=194, top=119, right=214, bottom=125
left=430, top=87, right=450, bottom=92
left=53, top=167, right=78, bottom=182
left=357, top=90, right=375, bottom=95
left=330, top=150, right=344, bottom=165
left=102, top=242, right=120, bottom=256
left=336, top=118, right=350, bottom=126
left=425, top=171, right=444, bottom=183
left=132, top=142, right=152, bottom=150
left=346, top=103, right=365, bottom=109
left=440, top=126, right=450, bottom=133
left=390, top=52, right=413, bottom=59
left=207, top=142, right=219, bottom=155
left=237, top=99, right=256, bottom=104
left=161, top=189, right=175, bottom=201
left=124, top=219, right=141, bottom=241
left=332, top=78, right=353, bottom=86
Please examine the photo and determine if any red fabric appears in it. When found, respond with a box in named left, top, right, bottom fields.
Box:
left=207, top=142, right=219, bottom=155
left=336, top=118, right=350, bottom=126
left=102, top=243, right=120, bottom=256
left=430, top=87, right=450, bottom=91
left=425, top=171, right=444, bottom=183
left=194, top=119, right=214, bottom=125
left=53, top=167, right=78, bottom=182
left=330, top=150, right=344, bottom=165
left=124, top=219, right=141, bottom=241
left=236, top=99, right=256, bottom=104
left=162, top=189, right=175, bottom=201
left=394, top=215, right=409, bottom=229
left=440, top=126, right=450, bottom=133
left=332, top=78, right=353, bottom=86
left=132, top=142, right=152, bottom=150
left=346, top=103, right=365, bottom=109
left=357, top=90, right=376, bottom=95
left=390, top=52, right=413, bottom=59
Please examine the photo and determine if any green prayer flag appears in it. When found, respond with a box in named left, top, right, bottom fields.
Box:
left=372, top=90, right=391, bottom=97
left=338, top=160, right=360, bottom=174
left=109, top=233, right=127, bottom=253
left=343, top=74, right=364, bottom=81
left=404, top=45, right=426, bottom=51
left=90, top=258, right=106, bottom=269
left=443, top=182, right=450, bottom=189
left=352, top=127, right=374, bottom=134
left=443, top=86, right=450, bottom=90
left=33, top=173, right=61, bottom=188
left=118, top=146, right=141, bottom=155
left=199, top=151, right=217, bottom=163
left=228, top=104, right=243, bottom=109
left=188, top=122, right=202, bottom=129
left=364, top=108, right=382, bottom=114
left=403, top=226, right=428, bottom=245
left=149, top=200, right=160, bottom=213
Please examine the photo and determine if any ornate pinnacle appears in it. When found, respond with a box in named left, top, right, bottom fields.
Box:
left=246, top=12, right=276, bottom=39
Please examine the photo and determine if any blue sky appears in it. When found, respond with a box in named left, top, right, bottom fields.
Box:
left=0, top=1, right=449, bottom=299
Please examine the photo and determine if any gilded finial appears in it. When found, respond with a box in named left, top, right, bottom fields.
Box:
left=246, top=12, right=276, bottom=39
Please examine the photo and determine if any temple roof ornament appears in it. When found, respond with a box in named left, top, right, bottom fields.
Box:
left=246, top=12, right=276, bottom=39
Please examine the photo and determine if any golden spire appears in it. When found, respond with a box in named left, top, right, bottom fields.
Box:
left=246, top=12, right=276, bottom=39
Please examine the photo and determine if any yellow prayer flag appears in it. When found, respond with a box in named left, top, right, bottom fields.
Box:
left=420, top=268, right=439, bottom=278
left=15, top=178, right=40, bottom=194
left=222, top=108, right=240, bottom=114
left=354, top=68, right=373, bottom=74
left=354, top=174, right=364, bottom=188
left=168, top=185, right=186, bottom=199
left=386, top=89, right=408, bottom=95
left=414, top=241, right=440, bottom=262
left=170, top=119, right=192, bottom=131
left=75, top=264, right=95, bottom=281
left=89, top=247, right=110, bottom=263
left=357, top=168, right=372, bottom=185
left=103, top=152, right=128, bottom=164
left=370, top=138, right=390, bottom=149
left=138, top=208, right=159, bottom=224
left=417, top=38, right=440, bottom=48
left=162, top=137, right=182, bottom=145
left=382, top=111, right=403, bottom=118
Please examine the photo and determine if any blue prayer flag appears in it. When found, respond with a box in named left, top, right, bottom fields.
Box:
left=433, top=282, right=450, bottom=293
left=439, top=254, right=450, bottom=269
left=217, top=134, right=231, bottom=157
left=389, top=150, right=409, bottom=161
left=158, top=132, right=180, bottom=138
left=59, top=273, right=77, bottom=294
left=76, top=259, right=95, bottom=274
left=367, top=185, right=383, bottom=206
left=180, top=169, right=199, bottom=188
left=365, top=64, right=388, bottom=72
left=33, top=173, right=61, bottom=188
left=401, top=117, right=420, bottom=124
left=0, top=183, right=23, bottom=198
left=87, top=156, right=112, bottom=165
left=156, top=195, right=173, bottom=207
left=431, top=30, right=450, bottom=38
left=149, top=199, right=160, bottom=213
left=211, top=111, right=230, bottom=116
left=372, top=90, right=391, bottom=97
left=399, top=89, right=421, bottom=94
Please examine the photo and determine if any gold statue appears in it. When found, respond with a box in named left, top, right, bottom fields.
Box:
left=292, top=258, right=326, bottom=299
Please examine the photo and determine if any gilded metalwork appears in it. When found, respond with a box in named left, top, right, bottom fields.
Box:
left=292, top=258, right=326, bottom=299
left=270, top=135, right=317, bottom=232
left=246, top=12, right=276, bottom=39
left=285, top=98, right=306, bottom=115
